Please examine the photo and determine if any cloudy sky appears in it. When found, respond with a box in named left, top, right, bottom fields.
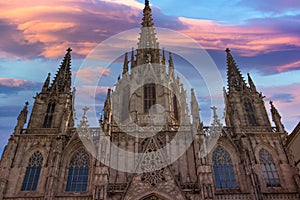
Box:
left=1, top=0, right=300, bottom=155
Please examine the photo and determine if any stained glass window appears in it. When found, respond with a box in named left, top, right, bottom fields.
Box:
left=144, top=83, right=156, bottom=113
left=21, top=151, right=43, bottom=191
left=259, top=149, right=281, bottom=187
left=213, top=146, right=237, bottom=189
left=66, top=149, right=89, bottom=192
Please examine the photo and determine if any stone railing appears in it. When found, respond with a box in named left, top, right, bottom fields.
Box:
left=20, top=128, right=59, bottom=135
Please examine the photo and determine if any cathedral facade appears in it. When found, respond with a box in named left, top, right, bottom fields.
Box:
left=0, top=1, right=299, bottom=200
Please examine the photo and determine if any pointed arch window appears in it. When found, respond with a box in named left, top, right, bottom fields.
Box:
left=43, top=101, right=56, bottom=128
left=66, top=149, right=90, bottom=192
left=259, top=149, right=281, bottom=187
left=144, top=83, right=156, bottom=113
left=173, top=94, right=179, bottom=120
left=244, top=98, right=257, bottom=125
left=21, top=151, right=43, bottom=191
left=122, top=86, right=130, bottom=122
left=212, top=146, right=237, bottom=189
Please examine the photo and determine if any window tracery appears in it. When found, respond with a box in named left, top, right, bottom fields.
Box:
left=259, top=149, right=281, bottom=187
left=21, top=151, right=43, bottom=191
left=212, top=146, right=237, bottom=189
left=66, top=149, right=90, bottom=192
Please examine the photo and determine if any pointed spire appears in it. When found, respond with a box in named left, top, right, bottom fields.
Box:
left=168, top=52, right=174, bottom=74
left=130, top=48, right=135, bottom=68
left=161, top=48, right=166, bottom=65
left=50, top=48, right=72, bottom=93
left=247, top=73, right=257, bottom=93
left=270, top=101, right=285, bottom=132
left=104, top=89, right=112, bottom=123
left=42, top=73, right=51, bottom=92
left=14, top=101, right=29, bottom=134
left=123, top=52, right=129, bottom=75
left=138, top=0, right=159, bottom=50
left=191, top=88, right=200, bottom=123
left=145, top=0, right=149, bottom=6
left=226, top=48, right=246, bottom=92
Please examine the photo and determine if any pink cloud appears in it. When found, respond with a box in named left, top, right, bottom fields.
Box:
left=266, top=60, right=300, bottom=73
left=178, top=17, right=300, bottom=56
left=74, top=66, right=111, bottom=83
left=0, top=78, right=31, bottom=87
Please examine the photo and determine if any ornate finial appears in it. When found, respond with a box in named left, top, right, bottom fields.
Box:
left=66, top=47, right=72, bottom=53
left=145, top=0, right=149, bottom=6
left=270, top=101, right=273, bottom=106
left=25, top=101, right=29, bottom=107
left=225, top=48, right=230, bottom=53
left=82, top=106, right=89, bottom=118
left=211, top=106, right=217, bottom=116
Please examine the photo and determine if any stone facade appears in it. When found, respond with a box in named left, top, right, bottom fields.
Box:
left=0, top=1, right=300, bottom=200
left=287, top=122, right=300, bottom=173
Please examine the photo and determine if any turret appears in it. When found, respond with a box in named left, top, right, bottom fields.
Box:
left=42, top=73, right=51, bottom=92
left=123, top=52, right=129, bottom=75
left=27, top=48, right=74, bottom=130
left=224, top=48, right=271, bottom=131
left=270, top=101, right=285, bottom=133
left=14, top=102, right=28, bottom=134
left=247, top=73, right=257, bottom=93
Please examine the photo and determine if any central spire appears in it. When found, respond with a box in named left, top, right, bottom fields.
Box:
left=137, top=0, right=159, bottom=50
left=136, top=0, right=160, bottom=65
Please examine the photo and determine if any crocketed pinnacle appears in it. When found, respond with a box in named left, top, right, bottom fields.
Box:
left=50, top=48, right=72, bottom=93
left=138, top=0, right=159, bottom=49
left=226, top=48, right=246, bottom=92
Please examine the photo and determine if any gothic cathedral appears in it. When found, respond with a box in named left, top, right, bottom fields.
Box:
left=0, top=1, right=299, bottom=200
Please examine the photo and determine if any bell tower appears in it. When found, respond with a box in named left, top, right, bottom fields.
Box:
left=27, top=48, right=75, bottom=132
left=224, top=48, right=271, bottom=132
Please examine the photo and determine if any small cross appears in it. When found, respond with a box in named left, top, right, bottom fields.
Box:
left=225, top=48, right=230, bottom=53
left=211, top=106, right=217, bottom=117
left=82, top=106, right=89, bottom=117
left=66, top=47, right=72, bottom=53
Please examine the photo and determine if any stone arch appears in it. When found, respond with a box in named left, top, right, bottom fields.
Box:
left=19, top=144, right=47, bottom=167
left=254, top=144, right=284, bottom=189
left=17, top=146, right=47, bottom=193
left=208, top=141, right=242, bottom=190
left=58, top=137, right=93, bottom=193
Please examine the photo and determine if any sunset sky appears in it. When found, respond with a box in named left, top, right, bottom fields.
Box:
left=1, top=0, right=300, bottom=155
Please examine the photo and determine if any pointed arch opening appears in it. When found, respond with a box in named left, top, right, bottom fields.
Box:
left=144, top=83, right=156, bottom=113
left=66, top=149, right=90, bottom=192
left=243, top=98, right=257, bottom=126
left=43, top=101, right=56, bottom=128
left=259, top=149, right=281, bottom=187
left=21, top=151, right=43, bottom=191
left=212, top=146, right=237, bottom=189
